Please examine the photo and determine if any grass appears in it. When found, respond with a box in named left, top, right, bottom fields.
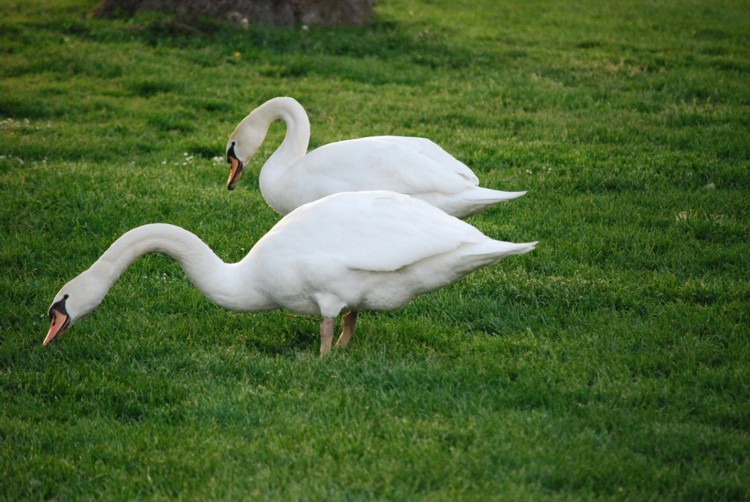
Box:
left=1, top=0, right=749, bottom=499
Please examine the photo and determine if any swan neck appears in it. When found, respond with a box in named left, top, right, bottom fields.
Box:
left=269, top=97, right=310, bottom=163
left=250, top=99, right=310, bottom=214
left=253, top=98, right=309, bottom=185
left=87, top=224, right=265, bottom=311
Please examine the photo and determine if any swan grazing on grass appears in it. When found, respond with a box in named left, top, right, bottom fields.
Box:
left=44, top=191, right=536, bottom=355
left=225, top=97, right=526, bottom=217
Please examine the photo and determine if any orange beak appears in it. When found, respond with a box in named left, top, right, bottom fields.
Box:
left=43, top=308, right=70, bottom=347
left=226, top=152, right=244, bottom=190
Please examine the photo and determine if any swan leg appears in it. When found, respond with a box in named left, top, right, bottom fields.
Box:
left=334, top=311, right=358, bottom=349
left=320, top=317, right=335, bottom=356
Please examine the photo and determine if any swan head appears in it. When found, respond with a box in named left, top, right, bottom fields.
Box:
left=226, top=120, right=264, bottom=190
left=226, top=139, right=245, bottom=191
left=43, top=272, right=105, bottom=347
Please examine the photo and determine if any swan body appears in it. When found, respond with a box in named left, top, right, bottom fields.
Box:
left=226, top=97, right=526, bottom=217
left=44, top=191, right=536, bottom=354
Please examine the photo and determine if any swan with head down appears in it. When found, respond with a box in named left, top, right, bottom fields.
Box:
left=44, top=191, right=536, bottom=355
left=226, top=97, right=526, bottom=217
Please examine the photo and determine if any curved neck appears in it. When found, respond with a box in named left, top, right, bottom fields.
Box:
left=244, top=97, right=310, bottom=164
left=86, top=223, right=269, bottom=312
left=251, top=98, right=310, bottom=198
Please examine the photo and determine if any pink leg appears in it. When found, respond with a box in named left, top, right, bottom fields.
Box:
left=320, top=317, right=334, bottom=356
left=335, top=311, right=358, bottom=349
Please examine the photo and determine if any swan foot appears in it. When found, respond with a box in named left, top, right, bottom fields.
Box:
left=320, top=317, right=334, bottom=356
left=334, top=311, right=358, bottom=349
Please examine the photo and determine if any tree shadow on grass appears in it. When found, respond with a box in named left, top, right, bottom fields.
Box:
left=78, top=10, right=485, bottom=85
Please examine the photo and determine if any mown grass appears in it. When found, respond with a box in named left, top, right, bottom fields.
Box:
left=2, top=0, right=749, bottom=499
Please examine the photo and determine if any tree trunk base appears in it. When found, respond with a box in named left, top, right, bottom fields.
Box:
left=93, top=0, right=376, bottom=27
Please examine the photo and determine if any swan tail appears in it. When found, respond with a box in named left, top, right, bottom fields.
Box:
left=471, top=186, right=527, bottom=202
left=452, top=187, right=526, bottom=217
left=502, top=241, right=538, bottom=256
left=469, top=240, right=538, bottom=261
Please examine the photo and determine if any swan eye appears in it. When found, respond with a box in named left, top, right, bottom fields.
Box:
left=48, top=295, right=69, bottom=319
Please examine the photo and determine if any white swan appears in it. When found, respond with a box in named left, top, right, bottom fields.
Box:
left=44, top=191, right=536, bottom=354
left=225, top=97, right=526, bottom=217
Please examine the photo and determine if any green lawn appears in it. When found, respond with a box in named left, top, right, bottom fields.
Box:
left=2, top=0, right=749, bottom=499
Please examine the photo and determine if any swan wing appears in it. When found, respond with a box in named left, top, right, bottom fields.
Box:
left=265, top=191, right=487, bottom=273
left=370, top=136, right=479, bottom=184
left=301, top=137, right=479, bottom=197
